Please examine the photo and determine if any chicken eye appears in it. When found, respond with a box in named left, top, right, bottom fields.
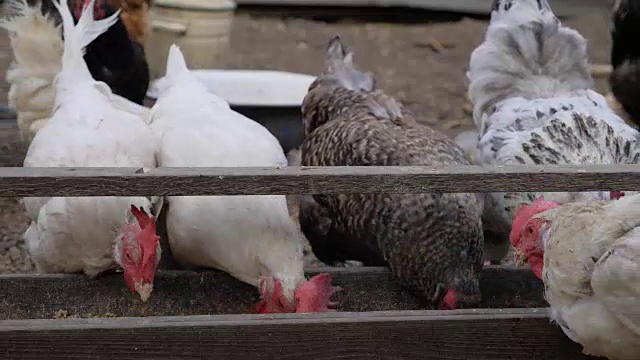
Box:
left=125, top=252, right=134, bottom=263
left=526, top=226, right=534, bottom=235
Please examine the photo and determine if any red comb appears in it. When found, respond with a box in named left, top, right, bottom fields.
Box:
left=509, top=196, right=559, bottom=247
left=129, top=205, right=158, bottom=253
left=611, top=191, right=625, bottom=200
left=294, top=273, right=341, bottom=313
left=254, top=278, right=294, bottom=314
left=130, top=205, right=154, bottom=230
left=438, top=289, right=457, bottom=310
left=74, top=0, right=107, bottom=20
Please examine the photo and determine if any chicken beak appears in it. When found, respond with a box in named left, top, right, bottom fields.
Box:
left=513, top=249, right=528, bottom=267
left=134, top=282, right=153, bottom=302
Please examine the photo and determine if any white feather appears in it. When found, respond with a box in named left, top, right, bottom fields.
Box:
left=0, top=0, right=150, bottom=143
left=22, top=0, right=158, bottom=275
left=540, top=194, right=640, bottom=359
left=0, top=0, right=62, bottom=143
left=150, top=45, right=303, bottom=302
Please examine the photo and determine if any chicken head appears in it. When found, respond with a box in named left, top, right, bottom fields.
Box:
left=255, top=273, right=341, bottom=314
left=74, top=0, right=109, bottom=20
left=255, top=277, right=296, bottom=313
left=439, top=289, right=457, bottom=310
left=509, top=197, right=560, bottom=278
left=436, top=277, right=481, bottom=310
left=114, top=204, right=161, bottom=302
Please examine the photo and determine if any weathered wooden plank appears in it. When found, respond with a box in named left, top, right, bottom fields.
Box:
left=0, top=267, right=544, bottom=320
left=0, top=164, right=639, bottom=197
left=0, top=309, right=596, bottom=359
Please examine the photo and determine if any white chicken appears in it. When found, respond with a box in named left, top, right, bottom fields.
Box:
left=149, top=45, right=340, bottom=313
left=467, top=0, right=640, bottom=261
left=510, top=195, right=640, bottom=359
left=21, top=0, right=162, bottom=301
left=0, top=0, right=151, bottom=144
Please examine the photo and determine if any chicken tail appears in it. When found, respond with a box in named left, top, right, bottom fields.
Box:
left=488, top=0, right=553, bottom=24
left=164, top=44, right=190, bottom=83
left=322, top=35, right=375, bottom=92
left=467, top=0, right=593, bottom=123
left=302, top=36, right=401, bottom=135
left=51, top=0, right=119, bottom=86
left=0, top=0, right=63, bottom=143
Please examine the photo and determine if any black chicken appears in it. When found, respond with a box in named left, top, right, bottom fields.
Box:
left=610, top=0, right=640, bottom=127
left=40, top=0, right=149, bottom=104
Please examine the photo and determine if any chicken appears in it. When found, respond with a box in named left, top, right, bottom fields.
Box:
left=110, top=0, right=151, bottom=46
left=299, top=36, right=484, bottom=310
left=1, top=0, right=63, bottom=143
left=467, top=0, right=639, bottom=262
left=609, top=0, right=640, bottom=127
left=69, top=0, right=150, bottom=105
left=20, top=0, right=162, bottom=302
left=148, top=44, right=340, bottom=314
left=510, top=195, right=640, bottom=359
left=68, top=0, right=150, bottom=45
left=0, top=0, right=150, bottom=144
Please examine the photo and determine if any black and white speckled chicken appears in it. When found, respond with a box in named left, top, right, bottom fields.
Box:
left=299, top=36, right=485, bottom=310
left=466, top=0, right=640, bottom=262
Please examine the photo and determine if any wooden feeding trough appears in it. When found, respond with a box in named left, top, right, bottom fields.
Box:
left=0, top=164, right=635, bottom=359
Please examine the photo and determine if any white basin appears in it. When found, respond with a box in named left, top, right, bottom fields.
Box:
left=146, top=69, right=317, bottom=107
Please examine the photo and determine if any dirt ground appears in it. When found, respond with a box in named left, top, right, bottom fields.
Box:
left=0, top=6, right=614, bottom=273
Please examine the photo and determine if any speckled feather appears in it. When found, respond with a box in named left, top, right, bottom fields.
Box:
left=468, top=0, right=640, bottom=236
left=482, top=111, right=640, bottom=233
left=299, top=36, right=485, bottom=306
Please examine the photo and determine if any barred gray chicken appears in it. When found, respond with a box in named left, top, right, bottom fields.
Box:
left=299, top=36, right=485, bottom=309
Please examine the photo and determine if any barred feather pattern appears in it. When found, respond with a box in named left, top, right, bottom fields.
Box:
left=468, top=0, right=640, bottom=236
left=300, top=37, right=485, bottom=307
left=482, top=112, right=640, bottom=234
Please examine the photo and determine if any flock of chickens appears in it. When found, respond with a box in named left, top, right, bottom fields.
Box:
left=0, top=0, right=639, bottom=358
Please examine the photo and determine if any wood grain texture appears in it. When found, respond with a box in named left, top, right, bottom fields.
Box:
left=0, top=309, right=598, bottom=359
left=1, top=164, right=640, bottom=196
left=0, top=267, right=544, bottom=320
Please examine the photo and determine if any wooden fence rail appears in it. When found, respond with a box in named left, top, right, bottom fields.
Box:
left=0, top=164, right=639, bottom=196
left=0, top=309, right=591, bottom=360
left=0, top=267, right=597, bottom=359
left=0, top=164, right=625, bottom=359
